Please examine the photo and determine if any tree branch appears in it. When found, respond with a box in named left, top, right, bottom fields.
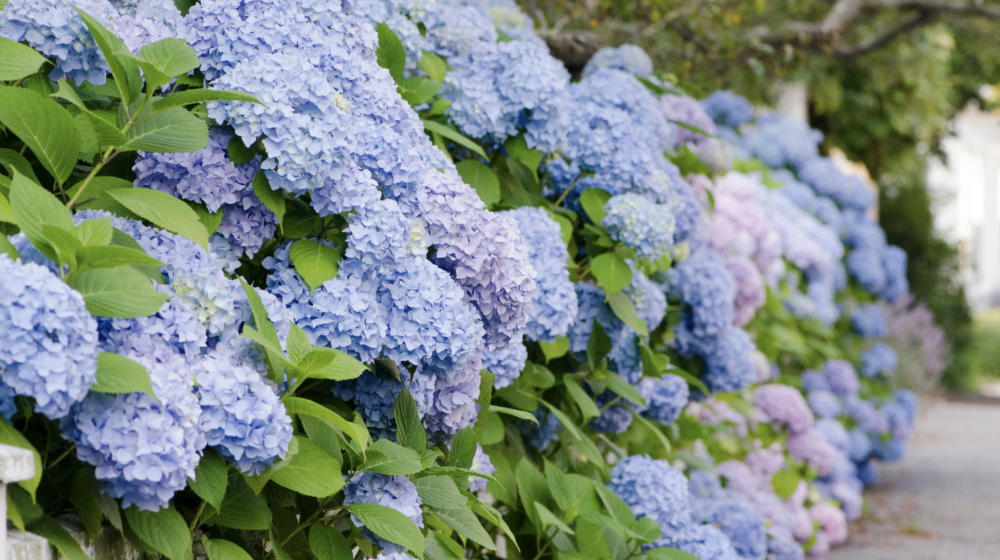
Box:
left=834, top=10, right=936, bottom=57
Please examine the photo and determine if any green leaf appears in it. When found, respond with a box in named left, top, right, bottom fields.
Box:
left=360, top=439, right=423, bottom=476
left=504, top=135, right=543, bottom=176
left=400, top=76, right=440, bottom=105
left=91, top=352, right=157, bottom=399
left=472, top=369, right=493, bottom=439
left=186, top=201, right=223, bottom=235
left=414, top=477, right=467, bottom=510
left=151, top=89, right=261, bottom=113
left=415, top=466, right=500, bottom=486
left=252, top=171, right=286, bottom=224
left=68, top=469, right=103, bottom=543
left=286, top=323, right=312, bottom=365
left=123, top=106, right=209, bottom=152
left=270, top=436, right=344, bottom=497
left=465, top=494, right=519, bottom=551
left=771, top=469, right=801, bottom=500
left=301, top=348, right=368, bottom=381
left=425, top=533, right=464, bottom=560
left=375, top=23, right=406, bottom=84
left=65, top=176, right=133, bottom=213
left=203, top=473, right=272, bottom=530
left=227, top=134, right=258, bottom=165
left=489, top=405, right=539, bottom=423
left=630, top=411, right=671, bottom=455
left=124, top=505, right=192, bottom=560
left=346, top=503, right=425, bottom=558
left=0, top=37, right=47, bottom=80
left=109, top=227, right=165, bottom=284
left=632, top=515, right=664, bottom=544
left=0, top=418, right=41, bottom=501
left=422, top=120, right=487, bottom=158
left=455, top=159, right=500, bottom=207
left=419, top=50, right=448, bottom=84
left=538, top=336, right=570, bottom=362
left=607, top=291, right=648, bottom=337
left=515, top=459, right=550, bottom=531
left=77, top=245, right=163, bottom=273
left=394, top=387, right=428, bottom=452
left=0, top=235, right=18, bottom=259
left=74, top=218, right=113, bottom=247
left=81, top=110, right=128, bottom=150
left=41, top=224, right=81, bottom=269
left=0, top=147, right=39, bottom=184
left=289, top=239, right=340, bottom=293
left=283, top=396, right=371, bottom=451
left=602, top=373, right=645, bottom=407
left=29, top=516, right=89, bottom=560
left=71, top=267, right=169, bottom=319
left=535, top=502, right=573, bottom=534
left=239, top=279, right=281, bottom=349
left=448, top=428, right=477, bottom=469
left=0, top=194, right=14, bottom=225
left=0, top=86, right=80, bottom=182
left=591, top=253, right=632, bottom=295
left=203, top=537, right=253, bottom=560
left=644, top=548, right=701, bottom=560
left=563, top=378, right=600, bottom=421
left=579, top=188, right=612, bottom=225
left=108, top=188, right=209, bottom=248
left=189, top=448, right=228, bottom=511
left=70, top=5, right=138, bottom=103
left=430, top=506, right=495, bottom=550
left=9, top=170, right=75, bottom=261
left=137, top=38, right=200, bottom=88
left=300, top=415, right=342, bottom=459
left=308, top=525, right=352, bottom=560
left=587, top=319, right=613, bottom=368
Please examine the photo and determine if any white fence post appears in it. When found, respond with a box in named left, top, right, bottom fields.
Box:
left=0, top=444, right=38, bottom=560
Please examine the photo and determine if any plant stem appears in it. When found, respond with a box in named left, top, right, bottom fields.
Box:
left=554, top=172, right=583, bottom=207
left=189, top=500, right=207, bottom=531
left=47, top=444, right=76, bottom=469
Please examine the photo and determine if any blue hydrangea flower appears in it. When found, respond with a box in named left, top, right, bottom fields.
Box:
left=482, top=341, right=527, bottom=390
left=582, top=44, right=654, bottom=78
left=63, top=345, right=206, bottom=511
left=661, top=94, right=718, bottom=147
left=691, top=498, right=767, bottom=560
left=894, top=389, right=918, bottom=424
left=700, top=91, right=754, bottom=128
left=344, top=472, right=423, bottom=553
left=0, top=255, right=99, bottom=420
left=134, top=128, right=261, bottom=213
left=590, top=390, right=634, bottom=434
left=797, top=158, right=875, bottom=212
left=738, top=114, right=821, bottom=170
left=332, top=369, right=406, bottom=442
left=676, top=524, right=739, bottom=560
left=814, top=418, right=850, bottom=454
left=522, top=407, right=561, bottom=451
left=194, top=345, right=293, bottom=475
left=669, top=250, right=737, bottom=342
left=846, top=248, right=886, bottom=295
left=635, top=374, right=689, bottom=426
left=415, top=355, right=483, bottom=442
left=608, top=455, right=691, bottom=546
left=423, top=4, right=497, bottom=62
left=573, top=68, right=676, bottom=152
left=847, top=428, right=873, bottom=462
left=441, top=38, right=571, bottom=151
left=874, top=438, right=907, bottom=462
left=468, top=444, right=496, bottom=493
left=688, top=470, right=725, bottom=500
left=697, top=327, right=757, bottom=395
left=215, top=196, right=278, bottom=258
left=807, top=391, right=842, bottom=419
left=824, top=360, right=859, bottom=397
left=881, top=245, right=909, bottom=301
left=0, top=382, right=16, bottom=422
left=766, top=527, right=804, bottom=560
left=107, top=0, right=183, bottom=54
left=850, top=305, right=887, bottom=339
left=860, top=343, right=898, bottom=378
left=0, top=0, right=117, bottom=85
left=856, top=460, right=877, bottom=486
left=668, top=171, right=704, bottom=244
left=625, top=265, right=668, bottom=333
left=602, top=194, right=676, bottom=261
left=504, top=208, right=578, bottom=343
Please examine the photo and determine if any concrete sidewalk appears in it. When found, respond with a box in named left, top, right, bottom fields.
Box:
left=828, top=399, right=1000, bottom=560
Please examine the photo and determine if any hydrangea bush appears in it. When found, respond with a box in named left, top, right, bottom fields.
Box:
left=0, top=1, right=922, bottom=559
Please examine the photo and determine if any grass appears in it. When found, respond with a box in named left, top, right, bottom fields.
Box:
left=967, top=309, right=1000, bottom=389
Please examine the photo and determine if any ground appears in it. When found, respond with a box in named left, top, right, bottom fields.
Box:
left=828, top=398, right=1000, bottom=560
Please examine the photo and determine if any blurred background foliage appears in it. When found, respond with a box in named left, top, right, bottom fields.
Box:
left=523, top=0, right=1000, bottom=389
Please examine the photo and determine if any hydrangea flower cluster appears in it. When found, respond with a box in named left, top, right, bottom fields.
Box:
left=602, top=193, right=676, bottom=261
left=582, top=44, right=654, bottom=78
left=607, top=455, right=693, bottom=547
left=0, top=255, right=99, bottom=420
left=851, top=304, right=888, bottom=339
left=701, top=91, right=755, bottom=129
left=344, top=472, right=424, bottom=553
left=0, top=0, right=118, bottom=85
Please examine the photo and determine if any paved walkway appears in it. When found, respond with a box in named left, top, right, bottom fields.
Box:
left=828, top=398, right=1000, bottom=560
